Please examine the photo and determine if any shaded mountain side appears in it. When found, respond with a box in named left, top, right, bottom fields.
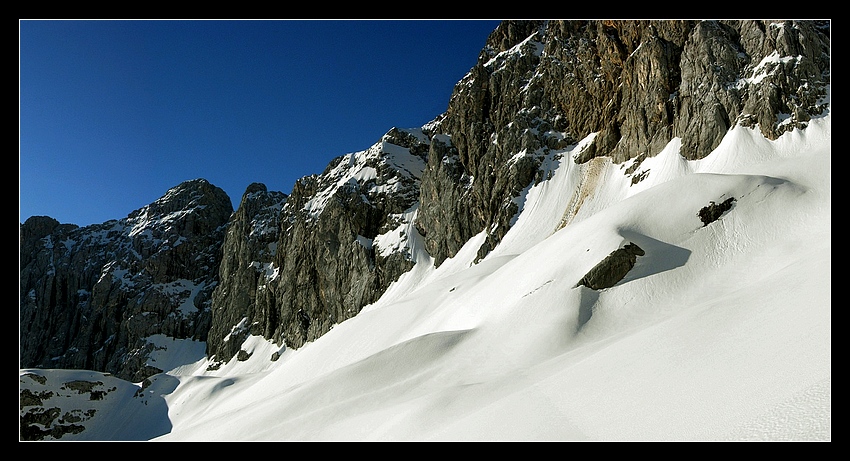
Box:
left=20, top=20, right=830, bottom=377
left=206, top=127, right=429, bottom=362
left=20, top=179, right=232, bottom=382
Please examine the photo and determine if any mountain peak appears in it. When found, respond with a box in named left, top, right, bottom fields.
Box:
left=19, top=20, right=830, bottom=441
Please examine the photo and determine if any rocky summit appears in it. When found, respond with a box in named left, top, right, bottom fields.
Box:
left=20, top=179, right=232, bottom=382
left=20, top=20, right=830, bottom=385
left=205, top=127, right=430, bottom=364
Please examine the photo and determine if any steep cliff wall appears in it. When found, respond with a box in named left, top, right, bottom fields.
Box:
left=20, top=179, right=232, bottom=381
left=204, top=127, right=430, bottom=363
left=416, top=20, right=829, bottom=267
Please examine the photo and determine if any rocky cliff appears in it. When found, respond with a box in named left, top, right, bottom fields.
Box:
left=20, top=20, right=830, bottom=377
left=20, top=179, right=232, bottom=382
left=205, top=127, right=429, bottom=364
left=417, top=20, right=829, bottom=266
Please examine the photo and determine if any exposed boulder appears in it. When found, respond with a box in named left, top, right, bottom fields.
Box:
left=698, top=197, right=736, bottom=226
left=577, top=243, right=645, bottom=290
left=19, top=369, right=154, bottom=441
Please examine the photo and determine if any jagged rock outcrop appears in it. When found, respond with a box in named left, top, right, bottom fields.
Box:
left=20, top=179, right=232, bottom=381
left=417, top=20, right=830, bottom=266
left=698, top=197, right=736, bottom=226
left=206, top=183, right=287, bottom=364
left=271, top=127, right=428, bottom=349
left=205, top=127, right=430, bottom=362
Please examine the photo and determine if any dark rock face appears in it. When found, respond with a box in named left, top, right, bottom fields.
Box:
left=417, top=20, right=830, bottom=266
left=578, top=243, right=645, bottom=290
left=205, top=128, right=430, bottom=362
left=205, top=183, right=287, bottom=364
left=675, top=21, right=830, bottom=159
left=269, top=127, right=427, bottom=349
left=19, top=179, right=232, bottom=382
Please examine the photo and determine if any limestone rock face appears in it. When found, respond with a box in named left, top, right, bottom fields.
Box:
left=674, top=21, right=830, bottom=160
left=19, top=179, right=233, bottom=382
left=417, top=20, right=830, bottom=266
left=206, top=183, right=287, bottom=364
left=205, top=128, right=430, bottom=362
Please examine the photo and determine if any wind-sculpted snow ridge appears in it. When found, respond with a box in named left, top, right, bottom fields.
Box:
left=149, top=113, right=830, bottom=441
left=20, top=20, right=830, bottom=441
left=417, top=20, right=829, bottom=270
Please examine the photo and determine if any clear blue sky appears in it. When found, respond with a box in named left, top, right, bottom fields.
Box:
left=20, top=19, right=502, bottom=226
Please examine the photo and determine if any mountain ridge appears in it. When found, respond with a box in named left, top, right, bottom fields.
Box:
left=19, top=19, right=830, bottom=441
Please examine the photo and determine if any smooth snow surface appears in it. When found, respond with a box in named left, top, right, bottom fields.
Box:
left=25, top=112, right=831, bottom=441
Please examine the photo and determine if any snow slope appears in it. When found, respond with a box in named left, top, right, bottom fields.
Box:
left=21, top=110, right=830, bottom=441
